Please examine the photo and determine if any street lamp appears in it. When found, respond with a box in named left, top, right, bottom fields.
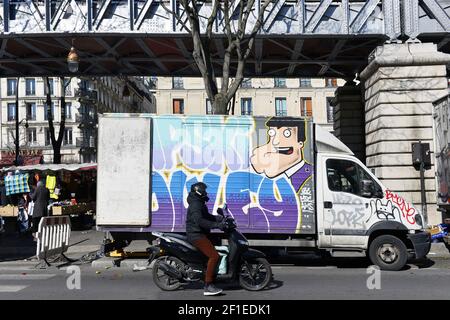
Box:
left=67, top=46, right=79, bottom=73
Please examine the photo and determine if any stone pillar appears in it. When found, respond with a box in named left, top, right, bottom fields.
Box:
left=332, top=82, right=365, bottom=163
left=360, top=42, right=450, bottom=226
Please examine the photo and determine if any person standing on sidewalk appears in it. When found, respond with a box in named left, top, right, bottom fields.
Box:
left=30, top=181, right=50, bottom=241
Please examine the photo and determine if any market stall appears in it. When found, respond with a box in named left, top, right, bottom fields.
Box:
left=0, top=163, right=97, bottom=229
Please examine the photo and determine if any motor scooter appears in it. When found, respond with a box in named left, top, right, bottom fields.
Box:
left=149, top=204, right=272, bottom=291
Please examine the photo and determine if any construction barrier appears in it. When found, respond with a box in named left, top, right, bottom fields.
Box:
left=36, top=216, right=71, bottom=261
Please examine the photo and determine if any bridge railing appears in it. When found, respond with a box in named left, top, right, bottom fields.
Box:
left=0, top=1, right=446, bottom=39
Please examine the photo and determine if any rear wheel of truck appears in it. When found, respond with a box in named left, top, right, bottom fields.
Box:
left=368, top=235, right=408, bottom=271
left=152, top=256, right=183, bottom=291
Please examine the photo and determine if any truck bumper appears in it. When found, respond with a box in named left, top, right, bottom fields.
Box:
left=407, top=231, right=431, bottom=259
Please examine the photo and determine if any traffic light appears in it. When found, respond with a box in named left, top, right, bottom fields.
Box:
left=412, top=142, right=431, bottom=171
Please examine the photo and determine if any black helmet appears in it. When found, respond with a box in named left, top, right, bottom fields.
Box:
left=191, top=182, right=208, bottom=198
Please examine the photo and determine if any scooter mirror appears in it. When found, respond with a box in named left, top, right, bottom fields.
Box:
left=216, top=207, right=224, bottom=216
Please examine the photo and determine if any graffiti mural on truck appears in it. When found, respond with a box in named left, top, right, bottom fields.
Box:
left=149, top=116, right=315, bottom=233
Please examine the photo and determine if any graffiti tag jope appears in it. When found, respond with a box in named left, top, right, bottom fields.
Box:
left=366, top=199, right=402, bottom=224
left=385, top=190, right=416, bottom=225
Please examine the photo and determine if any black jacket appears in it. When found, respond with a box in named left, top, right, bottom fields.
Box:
left=31, top=185, right=50, bottom=218
left=186, top=192, right=222, bottom=243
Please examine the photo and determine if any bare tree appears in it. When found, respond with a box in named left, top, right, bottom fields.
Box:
left=44, top=77, right=68, bottom=164
left=163, top=0, right=271, bottom=114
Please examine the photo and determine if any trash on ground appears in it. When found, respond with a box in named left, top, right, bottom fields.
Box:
left=132, top=264, right=148, bottom=271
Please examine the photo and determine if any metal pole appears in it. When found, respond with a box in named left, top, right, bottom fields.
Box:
left=15, top=77, right=19, bottom=165
left=420, top=160, right=428, bottom=226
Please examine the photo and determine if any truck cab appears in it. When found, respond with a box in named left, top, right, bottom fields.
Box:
left=315, top=125, right=430, bottom=270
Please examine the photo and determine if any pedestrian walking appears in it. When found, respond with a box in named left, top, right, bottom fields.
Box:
left=17, top=193, right=30, bottom=234
left=30, top=180, right=50, bottom=241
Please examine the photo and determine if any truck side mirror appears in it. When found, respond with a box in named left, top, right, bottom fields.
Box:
left=361, top=180, right=374, bottom=198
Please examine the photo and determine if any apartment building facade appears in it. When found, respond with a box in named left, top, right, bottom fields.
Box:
left=0, top=76, right=155, bottom=164
left=152, top=77, right=345, bottom=131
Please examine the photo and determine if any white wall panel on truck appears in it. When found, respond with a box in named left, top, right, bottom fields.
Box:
left=97, top=115, right=152, bottom=226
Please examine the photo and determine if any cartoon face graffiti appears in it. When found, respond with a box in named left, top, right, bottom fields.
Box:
left=368, top=199, right=402, bottom=222
left=251, top=117, right=311, bottom=193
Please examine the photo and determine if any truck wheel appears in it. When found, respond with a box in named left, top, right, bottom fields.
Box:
left=368, top=235, right=408, bottom=271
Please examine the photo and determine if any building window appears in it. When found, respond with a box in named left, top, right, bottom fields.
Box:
left=25, top=78, right=36, bottom=95
left=64, top=78, right=72, bottom=96
left=65, top=102, right=72, bottom=120
left=7, top=129, right=15, bottom=145
left=64, top=128, right=73, bottom=145
left=27, top=128, right=37, bottom=144
left=45, top=129, right=51, bottom=146
left=172, top=77, right=184, bottom=89
left=300, top=97, right=312, bottom=117
left=7, top=103, right=16, bottom=121
left=173, top=99, right=184, bottom=114
left=48, top=78, right=54, bottom=95
left=44, top=103, right=55, bottom=121
left=275, top=98, right=287, bottom=116
left=7, top=79, right=17, bottom=96
left=327, top=97, right=334, bottom=123
left=206, top=99, right=212, bottom=114
left=274, top=78, right=286, bottom=88
left=325, top=78, right=338, bottom=87
left=299, top=78, right=312, bottom=87
left=26, top=103, right=36, bottom=121
left=241, top=78, right=252, bottom=88
left=241, top=98, right=252, bottom=115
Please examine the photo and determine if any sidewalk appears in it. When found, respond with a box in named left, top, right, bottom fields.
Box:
left=0, top=227, right=104, bottom=262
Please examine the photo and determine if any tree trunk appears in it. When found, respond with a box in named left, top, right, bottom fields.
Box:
left=53, top=146, right=61, bottom=164
left=212, top=93, right=228, bottom=115
left=44, top=77, right=66, bottom=164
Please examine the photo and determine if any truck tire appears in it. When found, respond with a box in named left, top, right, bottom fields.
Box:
left=368, top=235, right=408, bottom=271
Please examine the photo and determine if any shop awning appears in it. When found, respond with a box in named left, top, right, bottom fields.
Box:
left=1, top=163, right=97, bottom=172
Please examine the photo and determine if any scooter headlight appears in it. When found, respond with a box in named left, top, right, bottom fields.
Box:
left=238, top=240, right=249, bottom=246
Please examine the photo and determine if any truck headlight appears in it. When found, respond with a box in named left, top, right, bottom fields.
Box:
left=415, top=214, right=423, bottom=227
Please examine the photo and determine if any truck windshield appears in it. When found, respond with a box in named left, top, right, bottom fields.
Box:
left=326, top=159, right=382, bottom=198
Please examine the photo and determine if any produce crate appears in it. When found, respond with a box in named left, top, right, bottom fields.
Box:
left=0, top=205, right=18, bottom=217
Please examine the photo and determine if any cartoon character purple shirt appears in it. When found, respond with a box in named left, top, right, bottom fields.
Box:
left=285, top=160, right=312, bottom=193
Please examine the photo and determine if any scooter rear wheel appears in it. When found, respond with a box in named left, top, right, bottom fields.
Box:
left=239, top=257, right=272, bottom=291
left=152, top=256, right=184, bottom=291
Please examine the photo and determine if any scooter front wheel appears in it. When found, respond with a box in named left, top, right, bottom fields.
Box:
left=239, top=257, right=272, bottom=291
left=152, top=256, right=184, bottom=291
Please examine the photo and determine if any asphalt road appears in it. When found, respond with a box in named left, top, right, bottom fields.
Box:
left=1, top=257, right=449, bottom=300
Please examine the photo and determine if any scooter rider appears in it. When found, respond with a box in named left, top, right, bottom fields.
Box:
left=186, top=182, right=226, bottom=296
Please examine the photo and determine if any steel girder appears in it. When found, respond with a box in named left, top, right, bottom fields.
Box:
left=0, top=0, right=446, bottom=40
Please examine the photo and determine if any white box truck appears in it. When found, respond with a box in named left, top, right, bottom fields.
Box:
left=96, top=114, right=430, bottom=270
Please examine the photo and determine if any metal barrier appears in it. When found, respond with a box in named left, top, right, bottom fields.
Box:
left=36, top=216, right=71, bottom=264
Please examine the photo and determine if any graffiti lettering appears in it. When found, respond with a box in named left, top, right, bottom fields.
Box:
left=385, top=190, right=416, bottom=225
left=300, top=187, right=314, bottom=212
left=151, top=170, right=299, bottom=233
left=331, top=208, right=365, bottom=228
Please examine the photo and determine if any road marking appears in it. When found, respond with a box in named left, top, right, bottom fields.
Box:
left=0, top=274, right=56, bottom=280
left=0, top=267, right=36, bottom=271
left=0, top=285, right=28, bottom=293
left=305, top=266, right=336, bottom=270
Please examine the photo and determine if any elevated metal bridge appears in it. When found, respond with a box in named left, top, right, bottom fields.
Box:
left=0, top=0, right=449, bottom=77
